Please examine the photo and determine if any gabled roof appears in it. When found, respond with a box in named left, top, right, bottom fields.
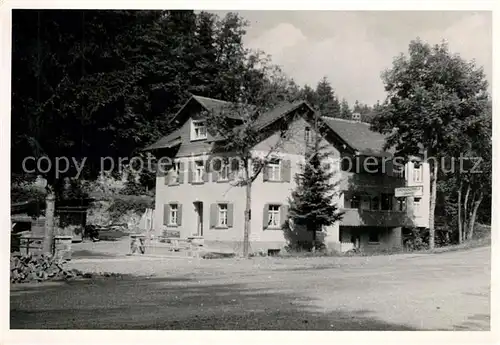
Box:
left=171, top=95, right=240, bottom=124
left=192, top=95, right=230, bottom=113
left=320, top=117, right=394, bottom=157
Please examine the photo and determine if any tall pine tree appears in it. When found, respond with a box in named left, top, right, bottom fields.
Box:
left=315, top=76, right=341, bottom=118
left=287, top=116, right=343, bottom=251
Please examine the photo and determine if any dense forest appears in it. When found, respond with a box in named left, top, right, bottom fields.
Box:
left=11, top=10, right=369, bottom=186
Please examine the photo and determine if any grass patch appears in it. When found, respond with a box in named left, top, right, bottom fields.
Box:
left=426, top=237, right=491, bottom=254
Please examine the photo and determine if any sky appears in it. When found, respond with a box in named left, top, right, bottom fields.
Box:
left=212, top=11, right=492, bottom=106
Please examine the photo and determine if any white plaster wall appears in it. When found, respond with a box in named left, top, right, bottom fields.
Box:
left=405, top=161, right=431, bottom=228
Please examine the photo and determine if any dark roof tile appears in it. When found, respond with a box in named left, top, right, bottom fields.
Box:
left=321, top=117, right=393, bottom=157
left=143, top=130, right=181, bottom=151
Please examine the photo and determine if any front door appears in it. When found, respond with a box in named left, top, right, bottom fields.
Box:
left=194, top=202, right=203, bottom=236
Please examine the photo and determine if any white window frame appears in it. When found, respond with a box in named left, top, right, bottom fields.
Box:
left=170, top=162, right=180, bottom=184
left=220, top=164, right=230, bottom=181
left=194, top=160, right=205, bottom=183
left=268, top=159, right=281, bottom=181
left=169, top=204, right=178, bottom=226
left=413, top=164, right=422, bottom=183
left=268, top=204, right=281, bottom=228
left=218, top=204, right=228, bottom=227
left=191, top=120, right=207, bottom=141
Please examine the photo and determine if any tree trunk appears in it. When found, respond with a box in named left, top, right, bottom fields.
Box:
left=457, top=180, right=463, bottom=244
left=463, top=184, right=471, bottom=239
left=467, top=191, right=484, bottom=240
left=243, top=161, right=251, bottom=258
left=467, top=190, right=476, bottom=240
left=311, top=225, right=317, bottom=252
left=43, top=192, right=56, bottom=254
left=428, top=162, right=438, bottom=249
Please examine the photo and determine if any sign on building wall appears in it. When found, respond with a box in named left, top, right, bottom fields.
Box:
left=395, top=186, right=423, bottom=198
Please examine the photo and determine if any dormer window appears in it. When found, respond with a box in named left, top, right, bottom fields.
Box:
left=191, top=120, right=207, bottom=141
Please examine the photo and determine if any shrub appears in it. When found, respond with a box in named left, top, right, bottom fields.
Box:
left=403, top=227, right=429, bottom=251
left=121, top=178, right=147, bottom=196
left=107, top=194, right=154, bottom=221
left=87, top=193, right=154, bottom=229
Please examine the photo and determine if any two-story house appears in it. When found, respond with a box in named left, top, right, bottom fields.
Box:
left=145, top=95, right=430, bottom=254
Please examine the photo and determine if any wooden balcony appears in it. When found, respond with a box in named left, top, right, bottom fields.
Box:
left=340, top=208, right=414, bottom=227
left=339, top=171, right=406, bottom=193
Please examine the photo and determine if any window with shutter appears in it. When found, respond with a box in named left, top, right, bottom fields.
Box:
left=267, top=159, right=281, bottom=181
left=217, top=204, right=228, bottom=227
left=168, top=204, right=178, bottom=226
left=213, top=158, right=230, bottom=182
left=169, top=162, right=181, bottom=185
left=193, top=160, right=205, bottom=183
left=220, top=164, right=230, bottom=181
left=267, top=204, right=281, bottom=229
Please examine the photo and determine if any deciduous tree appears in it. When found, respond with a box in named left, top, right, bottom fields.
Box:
left=372, top=39, right=490, bottom=249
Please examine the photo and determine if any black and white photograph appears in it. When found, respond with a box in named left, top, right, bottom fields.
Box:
left=3, top=1, right=496, bottom=341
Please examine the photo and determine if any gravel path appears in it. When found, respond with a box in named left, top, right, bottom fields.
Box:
left=10, top=246, right=490, bottom=330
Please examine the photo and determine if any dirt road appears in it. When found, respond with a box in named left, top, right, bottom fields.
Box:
left=10, top=247, right=490, bottom=330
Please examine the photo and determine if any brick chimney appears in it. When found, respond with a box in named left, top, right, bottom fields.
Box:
left=352, top=112, right=361, bottom=122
